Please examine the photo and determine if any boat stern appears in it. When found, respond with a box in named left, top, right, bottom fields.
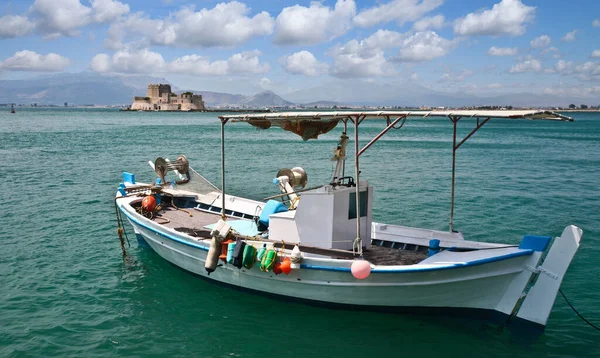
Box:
left=514, top=225, right=582, bottom=327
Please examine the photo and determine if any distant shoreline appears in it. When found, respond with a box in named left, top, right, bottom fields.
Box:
left=119, top=108, right=272, bottom=113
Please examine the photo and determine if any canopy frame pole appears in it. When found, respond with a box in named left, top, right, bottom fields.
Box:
left=449, top=116, right=460, bottom=232
left=357, top=114, right=408, bottom=157
left=342, top=119, right=348, bottom=178
left=455, top=117, right=491, bottom=150
left=449, top=116, right=491, bottom=232
left=352, top=115, right=366, bottom=256
left=220, top=118, right=229, bottom=220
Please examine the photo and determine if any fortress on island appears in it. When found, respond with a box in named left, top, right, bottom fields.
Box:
left=130, top=84, right=205, bottom=111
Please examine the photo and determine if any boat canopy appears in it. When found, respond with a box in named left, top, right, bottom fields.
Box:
left=217, top=109, right=574, bottom=234
left=219, top=110, right=572, bottom=141
left=220, top=110, right=572, bottom=122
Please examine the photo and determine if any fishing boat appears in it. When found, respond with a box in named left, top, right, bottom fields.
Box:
left=115, top=110, right=581, bottom=330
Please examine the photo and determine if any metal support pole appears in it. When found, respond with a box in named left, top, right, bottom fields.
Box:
left=220, top=119, right=227, bottom=220
left=357, top=115, right=407, bottom=157
left=353, top=116, right=362, bottom=255
left=449, top=116, right=459, bottom=232
left=342, top=119, right=347, bottom=178
left=455, top=117, right=490, bottom=150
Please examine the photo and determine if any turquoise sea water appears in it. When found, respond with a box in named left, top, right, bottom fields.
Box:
left=0, top=108, right=599, bottom=357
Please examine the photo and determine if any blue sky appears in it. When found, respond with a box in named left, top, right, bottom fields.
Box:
left=1, top=0, right=599, bottom=102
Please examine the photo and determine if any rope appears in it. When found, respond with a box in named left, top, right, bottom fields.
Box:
left=154, top=216, right=171, bottom=224
left=113, top=198, right=129, bottom=259
left=117, top=205, right=131, bottom=248
left=559, top=289, right=600, bottom=332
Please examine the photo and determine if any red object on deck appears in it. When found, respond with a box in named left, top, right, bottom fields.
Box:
left=142, top=196, right=157, bottom=212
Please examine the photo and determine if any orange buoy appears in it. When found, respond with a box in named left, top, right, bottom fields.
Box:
left=273, top=261, right=283, bottom=275
left=280, top=257, right=292, bottom=275
left=142, top=196, right=157, bottom=212
left=219, top=239, right=233, bottom=262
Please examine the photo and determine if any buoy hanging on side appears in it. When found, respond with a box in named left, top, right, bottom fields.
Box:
left=242, top=245, right=257, bottom=269
left=260, top=249, right=277, bottom=272
left=351, top=259, right=372, bottom=280
left=227, top=242, right=236, bottom=264
left=290, top=245, right=303, bottom=269
left=257, top=244, right=267, bottom=262
left=280, top=257, right=292, bottom=275
left=220, top=239, right=233, bottom=263
left=205, top=238, right=220, bottom=275
left=232, top=238, right=246, bottom=269
left=273, top=261, right=283, bottom=275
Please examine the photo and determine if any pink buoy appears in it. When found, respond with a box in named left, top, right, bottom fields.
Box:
left=351, top=260, right=371, bottom=280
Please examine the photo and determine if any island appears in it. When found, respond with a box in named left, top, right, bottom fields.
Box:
left=129, top=84, right=205, bottom=111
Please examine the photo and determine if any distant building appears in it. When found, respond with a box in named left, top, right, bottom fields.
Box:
left=131, top=84, right=205, bottom=111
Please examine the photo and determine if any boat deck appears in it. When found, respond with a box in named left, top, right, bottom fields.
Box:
left=138, top=203, right=427, bottom=265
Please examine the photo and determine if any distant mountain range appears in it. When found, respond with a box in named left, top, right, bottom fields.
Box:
left=0, top=72, right=296, bottom=107
left=0, top=72, right=588, bottom=108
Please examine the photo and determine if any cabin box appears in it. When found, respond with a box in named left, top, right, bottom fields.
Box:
left=294, top=181, right=373, bottom=251
left=268, top=211, right=300, bottom=243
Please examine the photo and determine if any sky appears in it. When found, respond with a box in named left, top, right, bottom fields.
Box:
left=1, top=0, right=600, bottom=102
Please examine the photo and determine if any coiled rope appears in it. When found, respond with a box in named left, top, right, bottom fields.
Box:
left=559, top=289, right=600, bottom=332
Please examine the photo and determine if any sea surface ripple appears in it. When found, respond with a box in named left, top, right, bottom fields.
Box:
left=0, top=108, right=598, bottom=357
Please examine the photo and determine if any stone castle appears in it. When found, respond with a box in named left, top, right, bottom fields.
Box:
left=130, top=84, right=205, bottom=111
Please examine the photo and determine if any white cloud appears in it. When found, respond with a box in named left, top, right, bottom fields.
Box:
left=0, top=15, right=36, bottom=38
left=226, top=50, right=270, bottom=74
left=453, top=0, right=535, bottom=37
left=91, top=0, right=130, bottom=23
left=167, top=55, right=227, bottom=75
left=554, top=60, right=573, bottom=73
left=334, top=29, right=405, bottom=57
left=508, top=59, right=541, bottom=73
left=90, top=49, right=269, bottom=76
left=31, top=0, right=130, bottom=37
left=108, top=2, right=274, bottom=48
left=396, top=31, right=456, bottom=61
left=561, top=30, right=577, bottom=42
left=282, top=51, right=329, bottom=76
left=259, top=77, right=272, bottom=88
left=573, top=62, right=600, bottom=81
left=31, top=0, right=91, bottom=36
left=593, top=19, right=600, bottom=27
left=274, top=0, right=355, bottom=45
left=530, top=35, right=551, bottom=48
left=413, top=15, right=445, bottom=31
left=541, top=46, right=558, bottom=54
left=326, top=29, right=409, bottom=77
left=0, top=50, right=70, bottom=71
left=90, top=54, right=111, bottom=72
left=592, top=50, right=600, bottom=58
left=485, top=83, right=504, bottom=89
left=488, top=46, right=517, bottom=56
left=353, top=0, right=443, bottom=28
left=543, top=85, right=600, bottom=97
left=330, top=50, right=392, bottom=78
left=438, top=70, right=473, bottom=82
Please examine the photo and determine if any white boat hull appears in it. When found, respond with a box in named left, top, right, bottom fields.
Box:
left=117, top=198, right=581, bottom=329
